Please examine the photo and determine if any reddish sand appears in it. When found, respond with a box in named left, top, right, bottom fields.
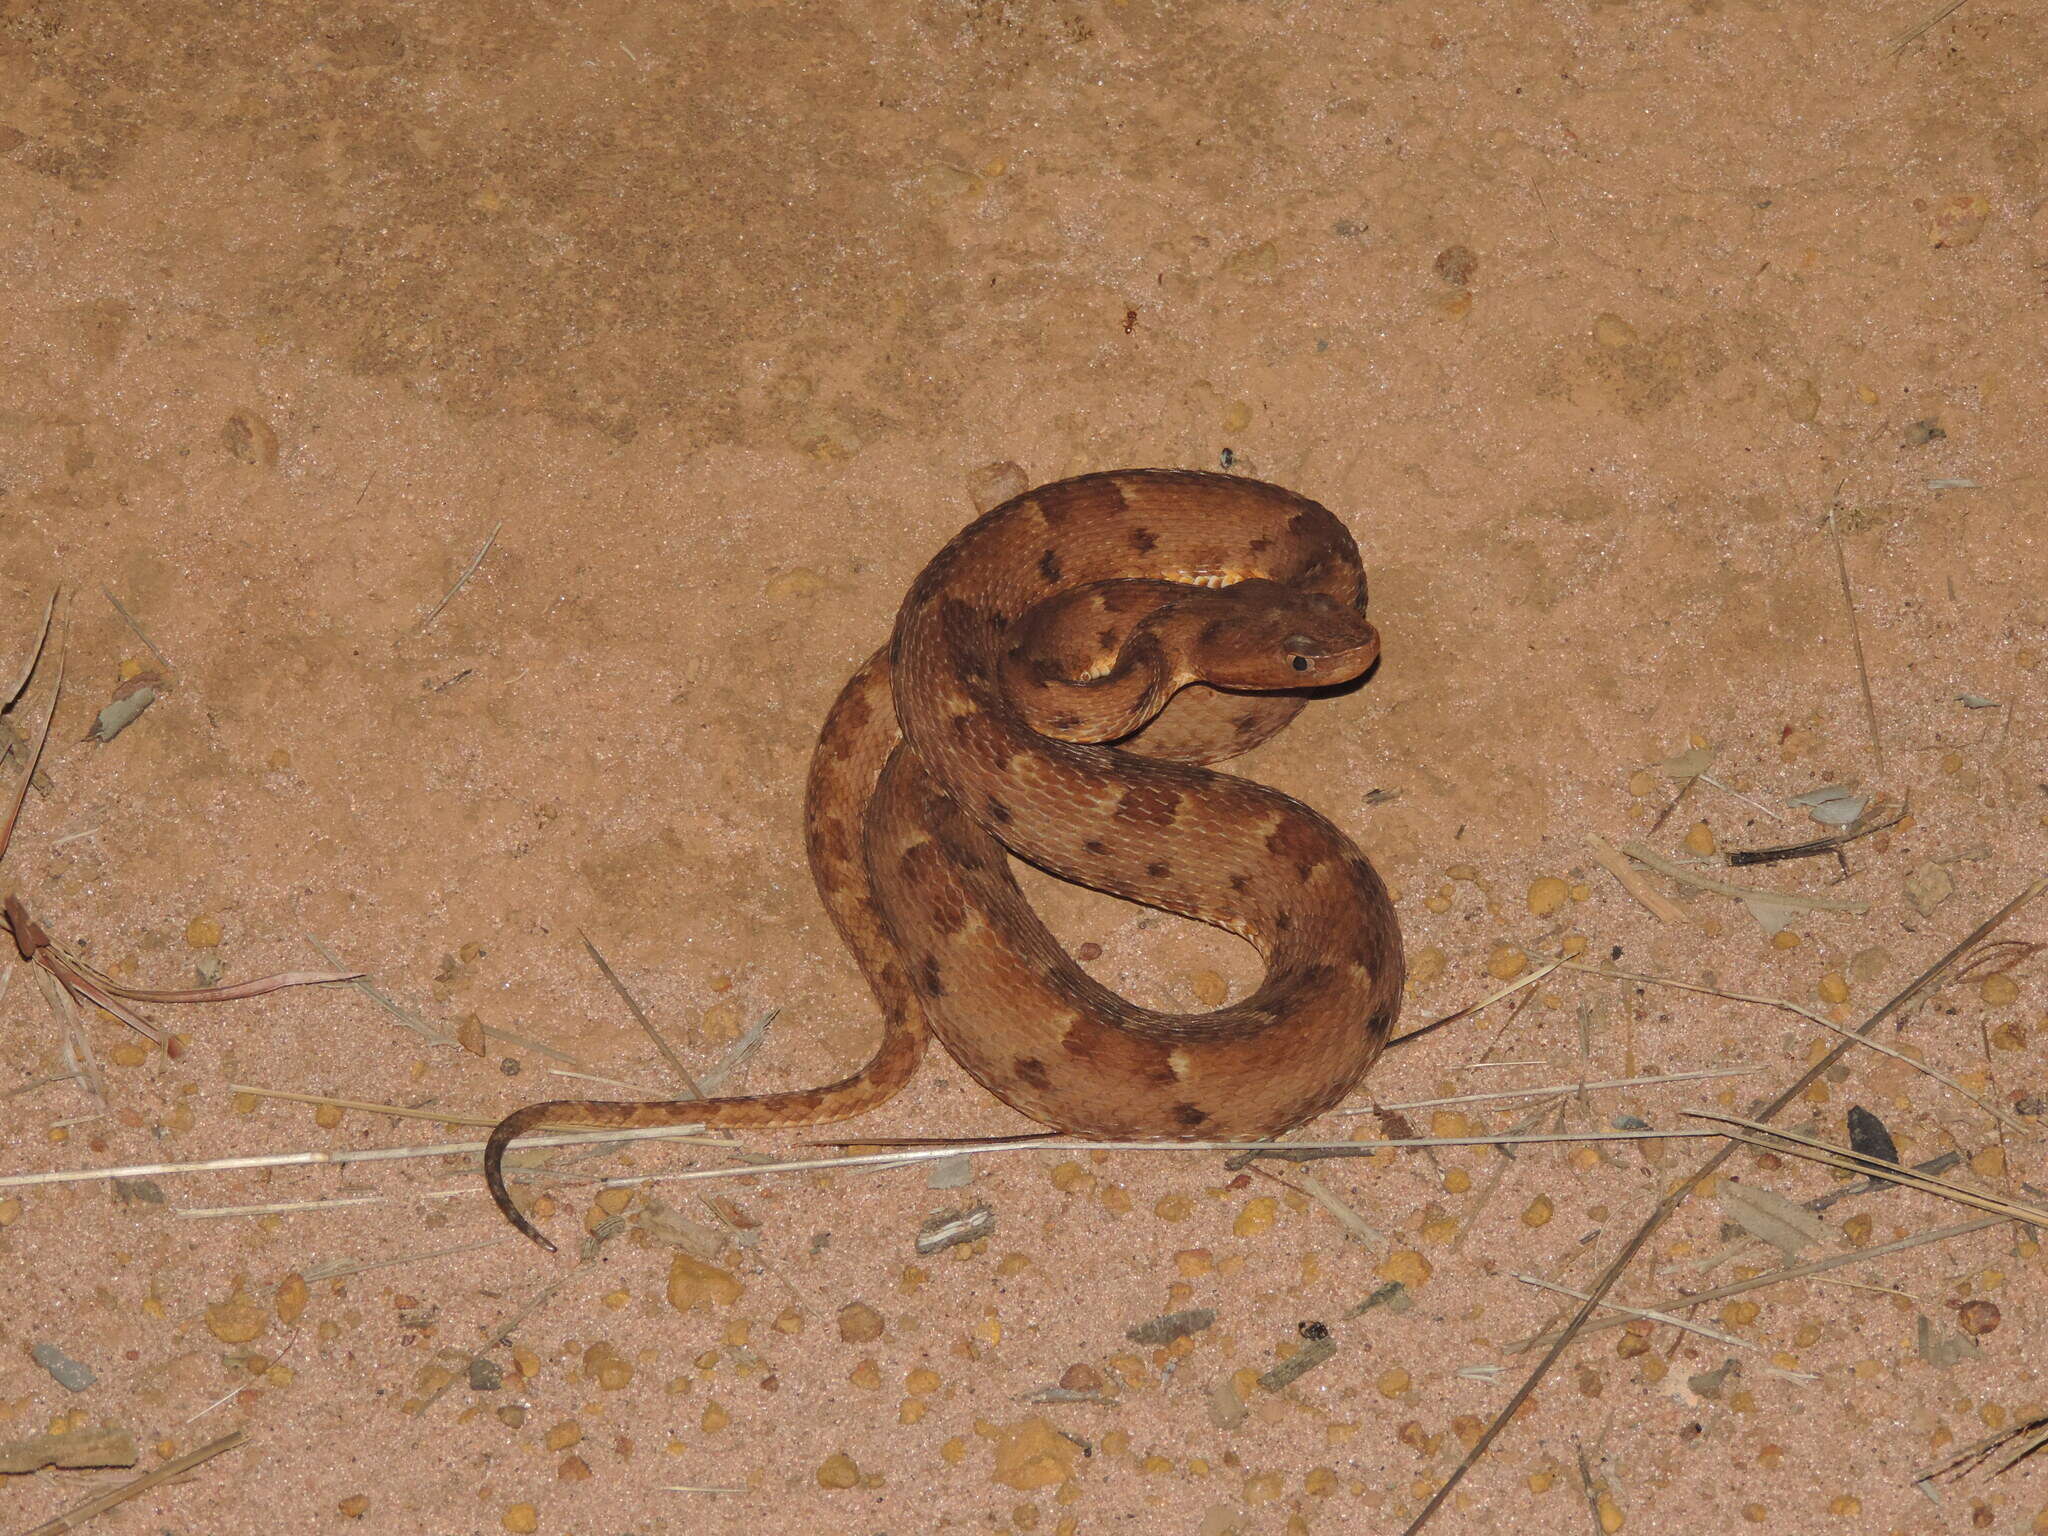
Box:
left=2, top=2, right=2045, bottom=1533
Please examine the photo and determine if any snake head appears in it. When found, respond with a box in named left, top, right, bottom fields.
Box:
left=1184, top=582, right=1380, bottom=691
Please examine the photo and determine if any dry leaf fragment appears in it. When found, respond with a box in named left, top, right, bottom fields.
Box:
left=1126, top=1308, right=1216, bottom=1347
left=1905, top=862, right=1955, bottom=917
left=639, top=1200, right=727, bottom=1262
left=0, top=1427, right=137, bottom=1473
left=1846, top=1106, right=1899, bottom=1168
left=87, top=684, right=156, bottom=744
left=1717, top=1180, right=1828, bottom=1258
left=1916, top=1313, right=1983, bottom=1368
left=1928, top=193, right=1991, bottom=248
left=1659, top=745, right=1717, bottom=781
left=1785, top=784, right=1870, bottom=826
left=915, top=1202, right=994, bottom=1256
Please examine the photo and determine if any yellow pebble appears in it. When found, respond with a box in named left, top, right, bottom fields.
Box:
left=700, top=1402, right=730, bottom=1432
left=1191, top=969, right=1228, bottom=1006
left=1486, top=945, right=1528, bottom=981
left=1049, top=1161, right=1093, bottom=1194
left=1234, top=1196, right=1277, bottom=1237
left=1377, top=1366, right=1412, bottom=1398
left=1817, top=972, right=1849, bottom=1004
left=1597, top=1491, right=1624, bottom=1532
left=817, top=1451, right=861, bottom=1490
left=1682, top=821, right=1716, bottom=856
left=1981, top=973, right=2019, bottom=1006
left=1379, top=1249, right=1432, bottom=1287
left=1521, top=1195, right=1554, bottom=1228
left=1443, top=1167, right=1472, bottom=1195
left=501, top=1505, right=538, bottom=1534
left=1154, top=1193, right=1193, bottom=1221
left=1526, top=877, right=1571, bottom=917
left=184, top=915, right=222, bottom=948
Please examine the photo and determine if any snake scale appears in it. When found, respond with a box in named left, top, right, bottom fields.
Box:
left=487, top=469, right=1404, bottom=1250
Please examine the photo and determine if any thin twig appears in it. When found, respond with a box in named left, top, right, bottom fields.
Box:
left=1620, top=840, right=1869, bottom=914
left=1337, top=1066, right=1759, bottom=1116
left=415, top=520, right=502, bottom=633
left=305, top=936, right=456, bottom=1047
left=1826, top=499, right=1886, bottom=770
left=1585, top=832, right=1686, bottom=923
left=3, top=589, right=56, bottom=714
left=1557, top=959, right=2025, bottom=1131
left=580, top=930, right=702, bottom=1099
left=1509, top=1272, right=1757, bottom=1350
left=1508, top=1216, right=2003, bottom=1352
left=99, top=586, right=175, bottom=673
left=1886, top=0, right=1975, bottom=55
left=0, top=1121, right=731, bottom=1191
left=19, top=1429, right=246, bottom=1536
left=1389, top=958, right=1562, bottom=1049
left=1691, top=1112, right=2048, bottom=1228
left=304, top=1234, right=518, bottom=1284
left=1402, top=877, right=2047, bottom=1535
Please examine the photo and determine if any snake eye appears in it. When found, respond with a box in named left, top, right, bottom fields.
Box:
left=1289, top=655, right=1310, bottom=672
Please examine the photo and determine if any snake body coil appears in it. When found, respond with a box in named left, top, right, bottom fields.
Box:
left=488, top=469, right=1403, bottom=1250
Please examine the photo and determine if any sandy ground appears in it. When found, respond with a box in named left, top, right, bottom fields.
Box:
left=3, top=1, right=2047, bottom=1532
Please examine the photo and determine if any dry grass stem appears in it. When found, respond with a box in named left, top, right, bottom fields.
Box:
left=306, top=936, right=456, bottom=1047
left=1688, top=1110, right=2048, bottom=1229
left=19, top=1429, right=246, bottom=1536
left=1508, top=1272, right=1757, bottom=1350
left=1824, top=500, right=1886, bottom=766
left=1389, top=957, right=1563, bottom=1048
left=1508, top=1215, right=2006, bottom=1352
left=580, top=930, right=704, bottom=1098
left=1341, top=1065, right=1759, bottom=1116
left=1585, top=832, right=1687, bottom=923
left=0, top=1120, right=736, bottom=1192
left=1403, top=877, right=2048, bottom=1535
left=598, top=1130, right=1712, bottom=1193
left=305, top=1234, right=521, bottom=1284
left=1886, top=0, right=1977, bottom=57
left=1558, top=959, right=2025, bottom=1131
left=1619, top=840, right=1870, bottom=914
left=3, top=590, right=57, bottom=714
left=100, top=585, right=175, bottom=673
left=415, top=519, right=503, bottom=633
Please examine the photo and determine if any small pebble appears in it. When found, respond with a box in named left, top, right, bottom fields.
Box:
left=1126, top=1308, right=1215, bottom=1347
left=31, top=1343, right=95, bottom=1392
left=1433, top=245, right=1479, bottom=286
left=1526, top=877, right=1570, bottom=918
left=1956, top=1299, right=2001, bottom=1337
left=666, top=1254, right=742, bottom=1312
left=817, top=1450, right=862, bottom=1489
left=837, top=1301, right=886, bottom=1342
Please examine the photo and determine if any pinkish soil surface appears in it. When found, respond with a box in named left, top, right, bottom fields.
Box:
left=3, top=2, right=2047, bottom=1533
